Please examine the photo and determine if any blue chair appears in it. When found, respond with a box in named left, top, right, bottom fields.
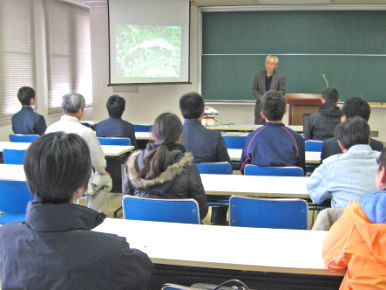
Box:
left=196, top=162, right=232, bottom=175
left=134, top=124, right=153, bottom=132
left=305, top=140, right=323, bottom=152
left=3, top=149, right=27, bottom=165
left=98, top=137, right=131, bottom=146
left=123, top=196, right=200, bottom=224
left=0, top=180, right=34, bottom=224
left=244, top=164, right=304, bottom=176
left=9, top=134, right=39, bottom=143
left=223, top=135, right=246, bottom=149
left=229, top=196, right=308, bottom=229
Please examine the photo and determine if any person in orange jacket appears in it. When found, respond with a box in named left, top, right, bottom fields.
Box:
left=322, top=148, right=386, bottom=289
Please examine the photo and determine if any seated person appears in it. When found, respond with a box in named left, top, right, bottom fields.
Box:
left=0, top=132, right=152, bottom=289
left=303, top=88, right=341, bottom=141
left=12, top=86, right=47, bottom=135
left=180, top=92, right=231, bottom=225
left=322, top=148, right=386, bottom=289
left=322, top=97, right=383, bottom=160
left=95, top=95, right=138, bottom=148
left=46, top=93, right=111, bottom=212
left=179, top=92, right=231, bottom=164
left=240, top=90, right=305, bottom=174
left=123, top=112, right=208, bottom=220
left=307, top=116, right=380, bottom=208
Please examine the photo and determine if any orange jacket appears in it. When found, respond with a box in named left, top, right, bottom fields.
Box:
left=322, top=201, right=386, bottom=289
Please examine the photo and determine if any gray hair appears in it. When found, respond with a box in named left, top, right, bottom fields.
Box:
left=62, top=92, right=85, bottom=114
left=265, top=55, right=279, bottom=64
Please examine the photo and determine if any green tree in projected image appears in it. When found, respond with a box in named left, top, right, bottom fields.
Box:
left=116, top=25, right=182, bottom=78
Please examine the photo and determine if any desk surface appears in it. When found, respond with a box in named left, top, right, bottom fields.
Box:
left=0, top=142, right=133, bottom=157
left=201, top=174, right=309, bottom=198
left=228, top=148, right=321, bottom=164
left=94, top=218, right=340, bottom=276
left=206, top=124, right=303, bottom=133
left=135, top=132, right=153, bottom=140
left=0, top=164, right=309, bottom=198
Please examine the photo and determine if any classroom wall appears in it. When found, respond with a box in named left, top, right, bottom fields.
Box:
left=89, top=4, right=385, bottom=142
left=0, top=3, right=384, bottom=142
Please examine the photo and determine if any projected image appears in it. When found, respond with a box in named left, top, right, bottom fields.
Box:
left=116, top=24, right=182, bottom=78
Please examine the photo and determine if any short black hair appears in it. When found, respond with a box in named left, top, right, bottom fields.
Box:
left=322, top=88, right=339, bottom=103
left=107, top=95, right=125, bottom=118
left=342, top=97, right=370, bottom=121
left=377, top=148, right=386, bottom=170
left=261, top=91, right=286, bottom=121
left=335, top=116, right=370, bottom=150
left=179, top=92, right=205, bottom=119
left=17, top=86, right=35, bottom=105
left=24, top=132, right=91, bottom=203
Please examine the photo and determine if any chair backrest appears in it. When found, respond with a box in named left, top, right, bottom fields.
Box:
left=244, top=164, right=304, bottom=176
left=196, top=162, right=232, bottom=175
left=223, top=135, right=246, bottom=149
left=9, top=134, right=39, bottom=143
left=123, top=195, right=200, bottom=224
left=0, top=180, right=34, bottom=224
left=3, top=149, right=27, bottom=165
left=98, top=137, right=131, bottom=146
left=229, top=196, right=308, bottom=229
left=305, top=140, right=323, bottom=152
left=134, top=124, right=153, bottom=132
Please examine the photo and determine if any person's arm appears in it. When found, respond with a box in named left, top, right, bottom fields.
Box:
left=303, top=116, right=312, bottom=140
left=252, top=73, right=262, bottom=99
left=34, top=115, right=47, bottom=136
left=277, top=74, right=286, bottom=96
left=322, top=204, right=356, bottom=273
left=129, top=124, right=138, bottom=149
left=296, top=135, right=306, bottom=173
left=84, top=131, right=107, bottom=174
left=306, top=162, right=331, bottom=204
left=188, top=164, right=208, bottom=219
left=216, top=134, right=231, bottom=165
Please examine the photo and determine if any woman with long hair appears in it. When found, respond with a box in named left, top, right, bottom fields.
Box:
left=123, top=112, right=208, bottom=219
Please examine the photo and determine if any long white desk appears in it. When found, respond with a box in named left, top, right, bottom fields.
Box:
left=94, top=218, right=340, bottom=277
left=201, top=173, right=309, bottom=198
left=227, top=148, right=321, bottom=164
left=0, top=141, right=133, bottom=157
left=135, top=132, right=152, bottom=140
left=0, top=164, right=308, bottom=198
left=206, top=124, right=303, bottom=133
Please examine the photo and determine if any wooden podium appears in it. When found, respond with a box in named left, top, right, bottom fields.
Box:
left=285, top=93, right=323, bottom=125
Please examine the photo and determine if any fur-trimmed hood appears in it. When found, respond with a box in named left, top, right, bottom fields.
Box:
left=127, top=149, right=194, bottom=189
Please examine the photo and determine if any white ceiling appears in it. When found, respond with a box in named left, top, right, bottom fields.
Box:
left=62, top=0, right=386, bottom=9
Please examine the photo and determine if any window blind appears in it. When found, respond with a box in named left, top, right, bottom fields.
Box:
left=44, top=0, right=92, bottom=114
left=0, top=0, right=35, bottom=120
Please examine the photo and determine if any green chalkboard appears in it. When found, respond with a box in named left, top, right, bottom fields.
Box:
left=201, top=10, right=386, bottom=102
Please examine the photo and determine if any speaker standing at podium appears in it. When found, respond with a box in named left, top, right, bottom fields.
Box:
left=252, top=55, right=286, bottom=124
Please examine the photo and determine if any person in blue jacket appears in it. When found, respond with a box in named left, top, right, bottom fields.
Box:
left=95, top=95, right=138, bottom=148
left=241, top=90, right=305, bottom=174
left=12, top=86, right=46, bottom=135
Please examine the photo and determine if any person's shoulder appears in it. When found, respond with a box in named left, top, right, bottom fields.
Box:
left=370, top=138, right=384, bottom=151
left=360, top=191, right=386, bottom=224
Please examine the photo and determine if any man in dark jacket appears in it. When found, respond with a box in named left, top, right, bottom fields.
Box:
left=321, top=97, right=383, bottom=160
left=95, top=95, right=138, bottom=148
left=180, top=92, right=230, bottom=225
left=12, top=86, right=47, bottom=135
left=304, top=88, right=341, bottom=141
left=0, top=132, right=152, bottom=289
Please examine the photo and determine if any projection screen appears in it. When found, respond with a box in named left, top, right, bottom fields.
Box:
left=108, top=0, right=190, bottom=85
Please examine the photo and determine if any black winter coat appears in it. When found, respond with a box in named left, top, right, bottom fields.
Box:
left=123, top=143, right=208, bottom=219
left=304, top=102, right=341, bottom=141
left=0, top=202, right=152, bottom=289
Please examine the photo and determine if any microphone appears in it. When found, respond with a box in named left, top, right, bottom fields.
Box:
left=322, top=73, right=329, bottom=88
